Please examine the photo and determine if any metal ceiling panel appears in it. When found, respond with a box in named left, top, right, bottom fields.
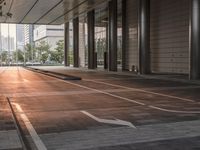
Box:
left=21, top=0, right=63, bottom=24
left=36, top=0, right=86, bottom=24
left=48, top=15, right=63, bottom=25
left=51, top=0, right=108, bottom=24
left=0, top=0, right=108, bottom=25
left=6, top=0, right=37, bottom=23
left=51, top=1, right=89, bottom=24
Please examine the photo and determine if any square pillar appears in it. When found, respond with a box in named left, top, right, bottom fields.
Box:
left=87, top=10, right=96, bottom=69
left=73, top=17, right=79, bottom=67
left=64, top=22, right=69, bottom=66
left=139, top=0, right=150, bottom=74
left=108, top=0, right=118, bottom=71
left=190, top=0, right=200, bottom=80
left=122, top=0, right=127, bottom=71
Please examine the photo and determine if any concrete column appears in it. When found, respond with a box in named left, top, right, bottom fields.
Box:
left=87, top=10, right=96, bottom=69
left=190, top=0, right=200, bottom=80
left=104, top=26, right=109, bottom=70
left=73, top=17, right=79, bottom=67
left=139, top=0, right=150, bottom=74
left=64, top=22, right=69, bottom=66
left=79, top=22, right=86, bottom=67
left=108, top=0, right=118, bottom=71
left=122, top=0, right=127, bottom=71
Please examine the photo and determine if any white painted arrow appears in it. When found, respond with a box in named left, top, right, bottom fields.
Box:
left=81, top=111, right=136, bottom=129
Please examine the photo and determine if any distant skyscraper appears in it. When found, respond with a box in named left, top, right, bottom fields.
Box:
left=16, top=24, right=25, bottom=50
left=1, top=35, right=14, bottom=51
left=16, top=24, right=34, bottom=51
left=24, top=24, right=34, bottom=46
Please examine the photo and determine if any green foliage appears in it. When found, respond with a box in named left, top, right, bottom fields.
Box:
left=20, top=40, right=65, bottom=65
left=0, top=50, right=8, bottom=63
left=35, top=41, right=50, bottom=64
left=50, top=40, right=64, bottom=64
left=24, top=44, right=36, bottom=62
left=69, top=48, right=74, bottom=65
left=13, top=49, right=24, bottom=62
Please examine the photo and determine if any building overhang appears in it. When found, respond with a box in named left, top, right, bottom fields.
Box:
left=0, top=0, right=107, bottom=25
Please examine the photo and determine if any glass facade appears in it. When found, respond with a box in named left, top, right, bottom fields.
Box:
left=66, top=0, right=123, bottom=71
left=117, top=0, right=122, bottom=69
left=95, top=3, right=108, bottom=69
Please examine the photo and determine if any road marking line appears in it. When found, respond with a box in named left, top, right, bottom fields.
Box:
left=3, top=89, right=134, bottom=98
left=142, top=85, right=200, bottom=91
left=63, top=81, right=145, bottom=106
left=84, top=79, right=195, bottom=102
left=62, top=80, right=200, bottom=114
left=12, top=103, right=47, bottom=150
left=81, top=110, right=136, bottom=128
left=91, top=77, right=143, bottom=81
left=0, top=81, right=61, bottom=84
left=24, top=68, right=200, bottom=114
left=149, top=105, right=200, bottom=114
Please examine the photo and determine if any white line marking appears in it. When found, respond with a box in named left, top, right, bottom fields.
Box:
left=142, top=85, right=200, bottom=91
left=4, top=89, right=134, bottom=98
left=0, top=81, right=61, bottom=84
left=90, top=77, right=142, bottom=81
left=62, top=81, right=145, bottom=106
left=81, top=110, right=136, bottom=128
left=149, top=105, right=200, bottom=114
left=12, top=103, right=47, bottom=150
left=24, top=68, right=200, bottom=114
left=62, top=80, right=200, bottom=114
left=84, top=79, right=196, bottom=102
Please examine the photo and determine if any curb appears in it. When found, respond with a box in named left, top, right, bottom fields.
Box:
left=24, top=67, right=82, bottom=80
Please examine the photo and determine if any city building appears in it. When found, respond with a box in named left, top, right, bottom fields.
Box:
left=16, top=24, right=25, bottom=50
left=16, top=24, right=34, bottom=50
left=1, top=35, right=15, bottom=51
left=24, top=24, right=34, bottom=46
left=33, top=25, right=64, bottom=50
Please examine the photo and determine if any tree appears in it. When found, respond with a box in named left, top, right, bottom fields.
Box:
left=50, top=40, right=64, bottom=64
left=13, top=49, right=24, bottom=62
left=1, top=50, right=8, bottom=64
left=24, top=44, right=36, bottom=62
left=35, top=41, right=50, bottom=64
left=55, top=40, right=64, bottom=63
